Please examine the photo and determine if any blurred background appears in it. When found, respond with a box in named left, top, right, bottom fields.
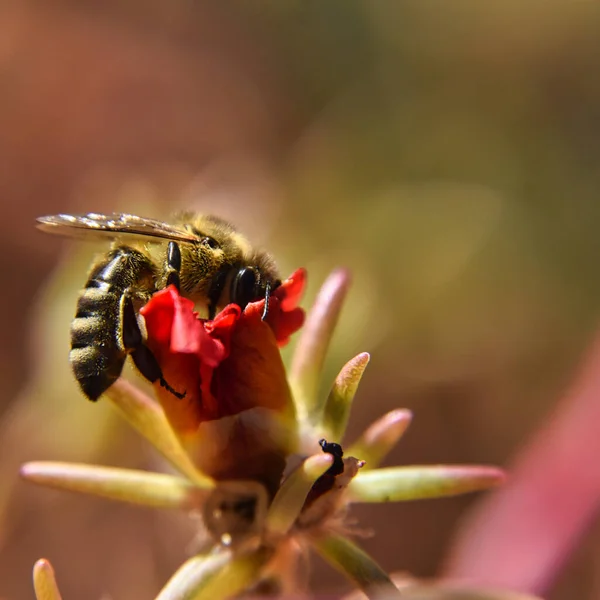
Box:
left=1, top=1, right=600, bottom=598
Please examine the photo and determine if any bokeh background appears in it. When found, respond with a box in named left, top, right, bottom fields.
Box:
left=1, top=1, right=600, bottom=598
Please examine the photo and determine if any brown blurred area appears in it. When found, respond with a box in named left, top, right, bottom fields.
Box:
left=2, top=1, right=600, bottom=598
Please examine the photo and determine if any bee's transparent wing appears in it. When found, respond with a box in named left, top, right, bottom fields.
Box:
left=36, top=213, right=201, bottom=244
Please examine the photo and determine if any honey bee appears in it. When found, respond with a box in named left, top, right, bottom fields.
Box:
left=36, top=212, right=280, bottom=402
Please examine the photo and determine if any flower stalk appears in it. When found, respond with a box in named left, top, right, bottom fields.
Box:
left=347, top=465, right=506, bottom=503
left=33, top=559, right=63, bottom=600
left=105, top=378, right=213, bottom=488
left=313, top=534, right=401, bottom=599
left=23, top=267, right=510, bottom=599
left=265, top=452, right=333, bottom=536
left=289, top=268, right=351, bottom=427
left=21, top=461, right=207, bottom=509
left=346, top=408, right=413, bottom=470
left=321, top=352, right=370, bottom=443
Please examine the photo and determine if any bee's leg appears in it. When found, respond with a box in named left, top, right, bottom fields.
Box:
left=165, top=241, right=181, bottom=291
left=208, top=304, right=216, bottom=320
left=121, top=292, right=186, bottom=399
left=261, top=279, right=280, bottom=320
left=261, top=282, right=272, bottom=321
left=207, top=269, right=229, bottom=319
left=131, top=345, right=186, bottom=400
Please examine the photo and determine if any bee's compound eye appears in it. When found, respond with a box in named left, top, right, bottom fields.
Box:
left=231, top=267, right=259, bottom=308
left=202, top=481, right=268, bottom=547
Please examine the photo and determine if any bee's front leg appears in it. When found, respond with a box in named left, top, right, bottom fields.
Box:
left=121, top=291, right=186, bottom=399
left=165, top=241, right=181, bottom=291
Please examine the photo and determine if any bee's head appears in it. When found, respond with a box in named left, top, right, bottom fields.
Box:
left=230, top=265, right=281, bottom=318
left=183, top=214, right=281, bottom=318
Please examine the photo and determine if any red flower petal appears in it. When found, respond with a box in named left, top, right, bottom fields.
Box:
left=276, top=268, right=307, bottom=311
left=273, top=268, right=307, bottom=344
left=140, top=287, right=205, bottom=432
left=138, top=271, right=306, bottom=435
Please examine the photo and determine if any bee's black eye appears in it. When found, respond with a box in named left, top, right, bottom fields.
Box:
left=231, top=267, right=259, bottom=309
left=202, top=237, right=219, bottom=249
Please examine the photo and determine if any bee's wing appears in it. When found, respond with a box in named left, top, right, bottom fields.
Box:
left=36, top=213, right=201, bottom=244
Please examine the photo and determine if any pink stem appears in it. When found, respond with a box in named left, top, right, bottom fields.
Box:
left=443, top=331, right=600, bottom=594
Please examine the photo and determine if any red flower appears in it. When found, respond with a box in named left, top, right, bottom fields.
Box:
left=140, top=269, right=306, bottom=436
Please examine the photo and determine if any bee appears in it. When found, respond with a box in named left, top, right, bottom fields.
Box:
left=36, top=212, right=280, bottom=402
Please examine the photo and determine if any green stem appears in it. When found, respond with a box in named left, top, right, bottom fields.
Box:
left=312, top=533, right=401, bottom=599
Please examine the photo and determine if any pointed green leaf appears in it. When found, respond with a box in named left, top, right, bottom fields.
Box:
left=321, top=353, right=370, bottom=442
left=265, top=453, right=333, bottom=535
left=106, top=379, right=213, bottom=488
left=313, top=533, right=401, bottom=599
left=289, top=269, right=351, bottom=424
left=155, top=548, right=273, bottom=600
left=346, top=409, right=412, bottom=468
left=155, top=553, right=232, bottom=600
left=33, top=559, right=63, bottom=600
left=347, top=466, right=506, bottom=503
left=21, top=462, right=205, bottom=509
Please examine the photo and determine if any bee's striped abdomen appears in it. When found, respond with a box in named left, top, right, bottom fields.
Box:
left=70, top=247, right=154, bottom=401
